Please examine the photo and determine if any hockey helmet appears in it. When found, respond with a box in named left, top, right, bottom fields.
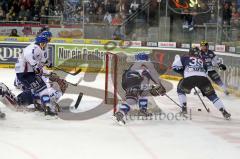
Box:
left=35, top=35, right=48, bottom=44
left=40, top=31, right=52, bottom=38
left=189, top=47, right=201, bottom=57
left=200, top=40, right=209, bottom=47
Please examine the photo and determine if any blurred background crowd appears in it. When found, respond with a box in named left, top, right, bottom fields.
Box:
left=0, top=0, right=239, bottom=42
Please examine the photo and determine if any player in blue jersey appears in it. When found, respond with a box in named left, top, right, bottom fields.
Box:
left=172, top=47, right=231, bottom=120
left=200, top=40, right=229, bottom=95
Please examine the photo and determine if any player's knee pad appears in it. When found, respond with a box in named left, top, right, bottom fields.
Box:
left=119, top=103, right=130, bottom=114
left=138, top=98, right=148, bottom=110
left=17, top=91, right=34, bottom=106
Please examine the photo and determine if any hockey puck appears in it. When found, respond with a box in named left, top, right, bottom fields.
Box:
left=198, top=108, right=202, bottom=111
left=0, top=113, right=6, bottom=119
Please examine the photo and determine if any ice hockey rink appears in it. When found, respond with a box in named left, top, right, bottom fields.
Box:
left=0, top=68, right=240, bottom=159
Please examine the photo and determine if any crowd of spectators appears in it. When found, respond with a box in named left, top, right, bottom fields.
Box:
left=0, top=0, right=239, bottom=40
left=0, top=0, right=61, bottom=21
left=63, top=0, right=145, bottom=25
left=0, top=0, right=146, bottom=25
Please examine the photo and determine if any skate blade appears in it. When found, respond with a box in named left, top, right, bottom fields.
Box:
left=224, top=116, right=231, bottom=120
left=111, top=115, right=125, bottom=126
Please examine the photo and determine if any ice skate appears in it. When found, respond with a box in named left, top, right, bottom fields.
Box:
left=113, top=111, right=126, bottom=125
left=44, top=105, right=58, bottom=120
left=180, top=103, right=187, bottom=114
left=219, top=108, right=231, bottom=120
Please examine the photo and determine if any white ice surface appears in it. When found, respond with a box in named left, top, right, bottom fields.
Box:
left=0, top=68, right=240, bottom=159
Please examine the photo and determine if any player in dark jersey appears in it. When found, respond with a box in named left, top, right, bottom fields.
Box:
left=113, top=53, right=166, bottom=125
left=172, top=47, right=231, bottom=120
left=200, top=40, right=229, bottom=95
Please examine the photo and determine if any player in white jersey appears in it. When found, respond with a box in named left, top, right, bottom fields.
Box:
left=114, top=53, right=166, bottom=125
left=172, top=47, right=231, bottom=119
left=14, top=35, right=64, bottom=117
left=14, top=30, right=52, bottom=89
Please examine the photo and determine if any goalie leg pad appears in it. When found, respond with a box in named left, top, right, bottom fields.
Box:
left=49, top=76, right=68, bottom=93
left=0, top=82, right=18, bottom=106
left=125, top=87, right=140, bottom=103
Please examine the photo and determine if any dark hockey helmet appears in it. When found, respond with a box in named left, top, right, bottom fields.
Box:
left=189, top=47, right=201, bottom=57
left=200, top=40, right=209, bottom=46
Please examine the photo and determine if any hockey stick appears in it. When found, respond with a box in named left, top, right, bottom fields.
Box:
left=154, top=86, right=182, bottom=108
left=53, top=66, right=82, bottom=76
left=74, top=92, right=83, bottom=109
left=42, top=73, right=79, bottom=86
left=164, top=94, right=182, bottom=108
left=193, top=88, right=210, bottom=113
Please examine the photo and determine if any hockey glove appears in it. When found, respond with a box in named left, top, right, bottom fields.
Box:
left=150, top=84, right=166, bottom=96
left=44, top=59, right=52, bottom=68
left=33, top=65, right=43, bottom=75
left=219, top=64, right=226, bottom=71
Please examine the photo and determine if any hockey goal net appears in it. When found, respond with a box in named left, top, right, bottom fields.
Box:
left=104, top=52, right=164, bottom=115
left=104, top=52, right=137, bottom=114
left=104, top=53, right=118, bottom=114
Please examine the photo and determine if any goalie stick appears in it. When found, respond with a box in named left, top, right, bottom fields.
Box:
left=53, top=66, right=82, bottom=76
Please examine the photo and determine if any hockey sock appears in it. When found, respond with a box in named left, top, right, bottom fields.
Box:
left=207, top=94, right=225, bottom=109
left=178, top=93, right=187, bottom=107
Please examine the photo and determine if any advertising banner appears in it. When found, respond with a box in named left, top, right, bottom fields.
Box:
left=0, top=43, right=55, bottom=65
left=54, top=43, right=151, bottom=72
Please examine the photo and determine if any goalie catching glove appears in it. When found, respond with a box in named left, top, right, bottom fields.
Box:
left=48, top=73, right=68, bottom=93
left=150, top=84, right=166, bottom=96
